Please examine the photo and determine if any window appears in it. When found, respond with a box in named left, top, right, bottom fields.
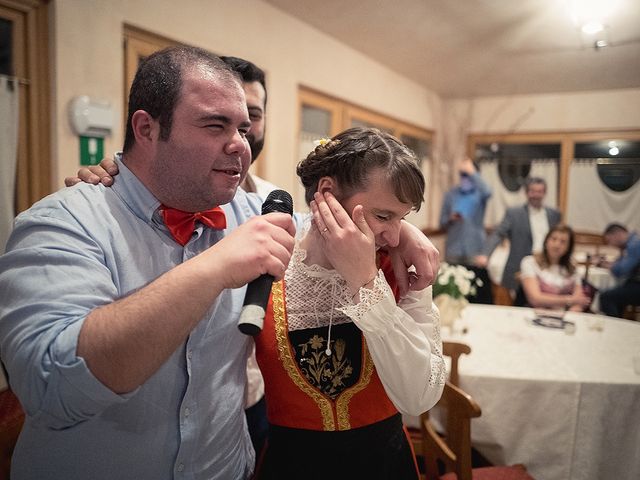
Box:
left=0, top=0, right=51, bottom=213
left=468, top=131, right=640, bottom=233
left=123, top=25, right=178, bottom=128
left=0, top=17, right=11, bottom=75
left=475, top=143, right=560, bottom=192
left=297, top=87, right=434, bottom=227
left=575, top=140, right=640, bottom=192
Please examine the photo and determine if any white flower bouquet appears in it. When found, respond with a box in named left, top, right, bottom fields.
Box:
left=433, top=263, right=483, bottom=329
left=433, top=263, right=483, bottom=300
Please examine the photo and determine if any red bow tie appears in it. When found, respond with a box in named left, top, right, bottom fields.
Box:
left=160, top=205, right=227, bottom=246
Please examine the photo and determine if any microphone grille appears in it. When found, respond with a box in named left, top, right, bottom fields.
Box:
left=261, top=189, right=293, bottom=215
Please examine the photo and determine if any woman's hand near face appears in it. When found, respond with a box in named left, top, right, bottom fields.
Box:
left=311, top=192, right=378, bottom=295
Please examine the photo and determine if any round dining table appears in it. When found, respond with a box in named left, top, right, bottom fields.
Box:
left=438, top=304, right=640, bottom=480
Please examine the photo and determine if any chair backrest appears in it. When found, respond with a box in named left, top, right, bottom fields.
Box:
left=407, top=341, right=472, bottom=457
left=421, top=381, right=482, bottom=480
left=491, top=281, right=513, bottom=306
left=442, top=341, right=471, bottom=387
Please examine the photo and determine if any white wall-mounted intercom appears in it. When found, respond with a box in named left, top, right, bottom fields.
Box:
left=68, top=95, right=114, bottom=138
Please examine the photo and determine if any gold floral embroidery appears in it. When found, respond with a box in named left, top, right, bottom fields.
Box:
left=298, top=336, right=353, bottom=400
left=272, top=281, right=335, bottom=430
left=336, top=339, right=374, bottom=430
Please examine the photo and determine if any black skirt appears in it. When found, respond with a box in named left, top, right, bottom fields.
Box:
left=256, top=413, right=419, bottom=480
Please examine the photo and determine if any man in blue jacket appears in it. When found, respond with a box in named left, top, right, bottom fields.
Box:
left=600, top=223, right=640, bottom=318
left=439, top=157, right=492, bottom=266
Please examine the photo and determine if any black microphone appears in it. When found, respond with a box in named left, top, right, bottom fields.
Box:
left=238, top=189, right=294, bottom=335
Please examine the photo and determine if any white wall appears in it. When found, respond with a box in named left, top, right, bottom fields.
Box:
left=443, top=88, right=640, bottom=152
left=50, top=1, right=640, bottom=230
left=51, top=0, right=441, bottom=215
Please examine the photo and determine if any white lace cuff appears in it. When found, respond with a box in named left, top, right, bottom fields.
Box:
left=336, top=270, right=393, bottom=322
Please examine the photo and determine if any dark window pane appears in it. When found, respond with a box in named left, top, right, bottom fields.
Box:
left=475, top=143, right=561, bottom=159
left=401, top=135, right=430, bottom=166
left=475, top=143, right=560, bottom=192
left=0, top=18, right=12, bottom=76
left=575, top=141, right=640, bottom=192
left=596, top=163, right=639, bottom=191
left=575, top=140, right=640, bottom=159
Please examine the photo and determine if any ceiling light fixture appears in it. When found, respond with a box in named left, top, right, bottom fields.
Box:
left=565, top=0, right=622, bottom=36
left=608, top=140, right=620, bottom=155
left=581, top=21, right=604, bottom=34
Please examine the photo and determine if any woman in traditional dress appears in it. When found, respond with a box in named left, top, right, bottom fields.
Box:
left=254, top=127, right=445, bottom=479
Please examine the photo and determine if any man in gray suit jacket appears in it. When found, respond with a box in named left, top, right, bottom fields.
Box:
left=476, top=177, right=561, bottom=291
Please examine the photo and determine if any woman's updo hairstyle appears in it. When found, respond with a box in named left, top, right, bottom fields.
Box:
left=296, top=127, right=425, bottom=210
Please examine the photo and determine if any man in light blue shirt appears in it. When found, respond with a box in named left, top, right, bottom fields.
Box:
left=1, top=46, right=439, bottom=479
left=0, top=46, right=297, bottom=480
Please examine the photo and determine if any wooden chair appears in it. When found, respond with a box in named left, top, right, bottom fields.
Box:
left=442, top=341, right=471, bottom=387
left=408, top=341, right=471, bottom=460
left=420, top=381, right=534, bottom=480
left=623, top=304, right=640, bottom=322
left=491, top=282, right=513, bottom=307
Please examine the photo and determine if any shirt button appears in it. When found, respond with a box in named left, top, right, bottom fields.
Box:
left=187, top=350, right=193, bottom=360
left=184, top=407, right=191, bottom=417
left=177, top=463, right=184, bottom=472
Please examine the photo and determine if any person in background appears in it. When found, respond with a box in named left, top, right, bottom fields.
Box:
left=439, top=157, right=493, bottom=303
left=220, top=56, right=278, bottom=199
left=519, top=224, right=591, bottom=311
left=65, top=56, right=276, bottom=459
left=219, top=55, right=272, bottom=460
left=599, top=223, right=640, bottom=318
left=1, top=45, right=296, bottom=480
left=476, top=177, right=561, bottom=292
left=439, top=157, right=491, bottom=266
left=255, top=127, right=444, bottom=479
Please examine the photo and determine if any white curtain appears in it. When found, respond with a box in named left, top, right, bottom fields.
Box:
left=567, top=160, right=640, bottom=233
left=0, top=76, right=19, bottom=255
left=480, top=158, right=558, bottom=227
left=480, top=160, right=525, bottom=227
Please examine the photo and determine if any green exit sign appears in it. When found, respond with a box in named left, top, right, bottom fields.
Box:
left=79, top=136, right=104, bottom=166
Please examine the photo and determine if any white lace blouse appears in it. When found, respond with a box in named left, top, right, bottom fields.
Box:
left=283, top=242, right=446, bottom=416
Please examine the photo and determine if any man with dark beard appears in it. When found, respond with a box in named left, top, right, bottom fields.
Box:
left=221, top=56, right=277, bottom=199
left=220, top=56, right=273, bottom=460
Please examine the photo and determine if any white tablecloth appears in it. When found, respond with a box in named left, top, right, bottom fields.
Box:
left=581, top=265, right=617, bottom=291
left=440, top=305, right=640, bottom=480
